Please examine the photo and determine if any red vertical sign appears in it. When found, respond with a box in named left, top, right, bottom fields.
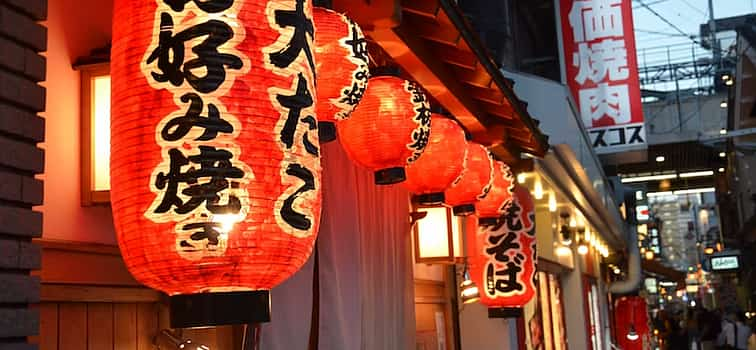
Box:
left=560, top=0, right=646, bottom=153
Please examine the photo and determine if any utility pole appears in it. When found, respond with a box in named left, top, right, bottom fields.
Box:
left=708, top=0, right=721, bottom=69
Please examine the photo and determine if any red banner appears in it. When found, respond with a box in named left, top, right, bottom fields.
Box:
left=559, top=0, right=646, bottom=153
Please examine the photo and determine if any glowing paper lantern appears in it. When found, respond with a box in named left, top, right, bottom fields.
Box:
left=403, top=115, right=467, bottom=204
left=467, top=184, right=537, bottom=311
left=111, top=0, right=321, bottom=327
left=475, top=161, right=515, bottom=225
left=444, top=143, right=494, bottom=216
left=312, top=7, right=369, bottom=142
left=337, top=76, right=432, bottom=184
left=615, top=296, right=650, bottom=350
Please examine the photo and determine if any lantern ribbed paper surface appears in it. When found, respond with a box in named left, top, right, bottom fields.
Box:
left=444, top=143, right=494, bottom=216
left=403, top=115, right=467, bottom=204
left=312, top=7, right=369, bottom=142
left=475, top=161, right=514, bottom=224
left=337, top=76, right=432, bottom=184
left=467, top=184, right=537, bottom=309
left=111, top=0, right=321, bottom=327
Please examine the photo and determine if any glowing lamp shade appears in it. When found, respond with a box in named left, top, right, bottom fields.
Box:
left=475, top=161, right=515, bottom=225
left=111, top=0, right=321, bottom=327
left=413, top=206, right=463, bottom=264
left=467, top=185, right=537, bottom=310
left=403, top=115, right=467, bottom=204
left=615, top=296, right=650, bottom=350
left=444, top=143, right=494, bottom=216
left=312, top=7, right=369, bottom=142
left=337, top=76, right=432, bottom=185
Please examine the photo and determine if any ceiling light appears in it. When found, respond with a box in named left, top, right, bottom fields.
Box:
left=720, top=101, right=728, bottom=108
left=533, top=179, right=543, bottom=200
left=725, top=79, right=734, bottom=86
left=548, top=193, right=557, bottom=212
left=645, top=250, right=655, bottom=260
left=646, top=191, right=675, bottom=197
left=678, top=170, right=714, bottom=178
left=613, top=267, right=621, bottom=274
left=672, top=187, right=715, bottom=195
left=719, top=152, right=726, bottom=158
left=620, top=174, right=677, bottom=183
left=718, top=167, right=725, bottom=173
left=721, top=74, right=730, bottom=81
left=720, top=128, right=728, bottom=135
left=655, top=155, right=665, bottom=162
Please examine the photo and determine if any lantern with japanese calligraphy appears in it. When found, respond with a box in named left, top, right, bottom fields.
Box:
left=615, top=296, right=651, bottom=350
left=111, top=0, right=321, bottom=328
left=444, top=142, right=494, bottom=216
left=312, top=7, right=369, bottom=142
left=403, top=115, right=467, bottom=204
left=467, top=184, right=537, bottom=312
left=475, top=161, right=515, bottom=225
left=337, top=76, right=432, bottom=185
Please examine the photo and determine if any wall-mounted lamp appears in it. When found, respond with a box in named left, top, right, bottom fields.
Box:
left=155, top=329, right=210, bottom=350
left=548, top=192, right=557, bottom=212
left=559, top=212, right=573, bottom=246
left=459, top=267, right=480, bottom=304
left=576, top=227, right=589, bottom=255
left=412, top=205, right=463, bottom=264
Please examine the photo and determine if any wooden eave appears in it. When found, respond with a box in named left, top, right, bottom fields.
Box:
left=333, top=0, right=550, bottom=162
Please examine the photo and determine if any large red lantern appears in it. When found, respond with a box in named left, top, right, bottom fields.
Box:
left=444, top=142, right=494, bottom=216
left=312, top=7, right=369, bottom=142
left=403, top=115, right=467, bottom=204
left=475, top=161, right=515, bottom=225
left=615, top=296, right=651, bottom=350
left=337, top=76, right=432, bottom=185
left=111, top=0, right=321, bottom=327
left=467, top=184, right=537, bottom=311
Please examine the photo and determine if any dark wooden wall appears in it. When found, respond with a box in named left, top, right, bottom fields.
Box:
left=0, top=0, right=48, bottom=348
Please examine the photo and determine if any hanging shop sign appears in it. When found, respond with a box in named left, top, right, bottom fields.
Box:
left=709, top=253, right=740, bottom=271
left=111, top=0, right=321, bottom=327
left=337, top=76, right=432, bottom=185
left=468, top=184, right=537, bottom=312
left=475, top=161, right=515, bottom=225
left=403, top=115, right=467, bottom=204
left=312, top=7, right=369, bottom=142
left=444, top=142, right=494, bottom=216
left=559, top=0, right=646, bottom=154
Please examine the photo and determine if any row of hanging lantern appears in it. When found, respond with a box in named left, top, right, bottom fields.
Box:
left=110, top=0, right=535, bottom=328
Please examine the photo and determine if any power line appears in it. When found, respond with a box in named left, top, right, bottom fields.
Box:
left=679, top=0, right=707, bottom=17
left=634, top=0, right=698, bottom=41
left=635, top=28, right=691, bottom=37
left=632, top=0, right=671, bottom=9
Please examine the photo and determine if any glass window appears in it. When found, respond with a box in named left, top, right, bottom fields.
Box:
left=525, top=271, right=567, bottom=350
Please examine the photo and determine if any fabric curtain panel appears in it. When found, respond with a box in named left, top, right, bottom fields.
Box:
left=262, top=142, right=415, bottom=349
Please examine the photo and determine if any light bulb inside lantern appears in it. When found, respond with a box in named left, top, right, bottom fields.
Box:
left=627, top=325, right=639, bottom=341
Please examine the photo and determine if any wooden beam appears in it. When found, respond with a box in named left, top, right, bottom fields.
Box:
left=41, top=284, right=161, bottom=303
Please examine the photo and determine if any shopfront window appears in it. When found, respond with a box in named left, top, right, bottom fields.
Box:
left=524, top=271, right=567, bottom=350
left=585, top=278, right=604, bottom=350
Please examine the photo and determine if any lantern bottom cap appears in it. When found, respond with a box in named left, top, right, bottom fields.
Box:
left=488, top=307, right=523, bottom=319
left=318, top=121, right=337, bottom=143
left=414, top=193, right=445, bottom=205
left=452, top=204, right=475, bottom=216
left=374, top=167, right=406, bottom=185
left=478, top=217, right=499, bottom=226
left=170, top=290, right=271, bottom=328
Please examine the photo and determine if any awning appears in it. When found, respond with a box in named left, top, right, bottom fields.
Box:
left=641, top=259, right=686, bottom=287
left=333, top=0, right=549, bottom=162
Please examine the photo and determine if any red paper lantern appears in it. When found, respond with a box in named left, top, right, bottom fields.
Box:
left=337, top=76, right=432, bottom=185
left=467, top=184, right=537, bottom=310
left=312, top=7, right=369, bottom=142
left=615, top=296, right=650, bottom=350
left=111, top=0, right=321, bottom=327
left=403, top=115, right=467, bottom=204
left=444, top=142, right=494, bottom=216
left=475, top=161, right=515, bottom=225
